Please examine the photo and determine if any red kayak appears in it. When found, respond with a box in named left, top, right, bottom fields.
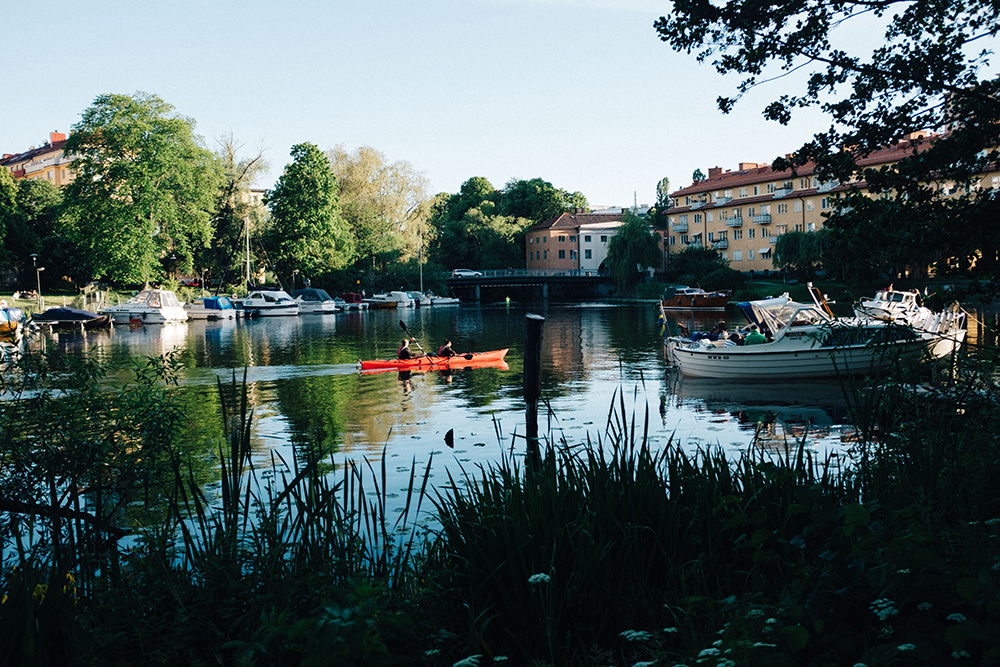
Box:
left=358, top=348, right=509, bottom=371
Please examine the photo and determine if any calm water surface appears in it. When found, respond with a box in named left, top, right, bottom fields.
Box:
left=39, top=302, right=867, bottom=500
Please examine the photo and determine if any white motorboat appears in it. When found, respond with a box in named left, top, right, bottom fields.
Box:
left=184, top=296, right=237, bottom=320
left=855, top=288, right=922, bottom=321
left=666, top=292, right=965, bottom=379
left=406, top=291, right=432, bottom=307
left=363, top=291, right=412, bottom=309
left=291, top=288, right=338, bottom=314
left=237, top=289, right=299, bottom=317
left=427, top=292, right=460, bottom=305
left=855, top=288, right=966, bottom=358
left=334, top=292, right=369, bottom=311
left=102, top=289, right=188, bottom=324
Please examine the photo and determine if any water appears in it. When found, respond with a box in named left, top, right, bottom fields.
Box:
left=34, top=301, right=862, bottom=488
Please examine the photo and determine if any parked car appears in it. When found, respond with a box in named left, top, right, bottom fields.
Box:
left=452, top=269, right=483, bottom=278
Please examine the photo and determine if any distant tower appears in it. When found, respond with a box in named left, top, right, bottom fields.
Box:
left=633, top=191, right=637, bottom=210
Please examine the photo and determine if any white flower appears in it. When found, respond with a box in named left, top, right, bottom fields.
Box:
left=952, top=650, right=970, bottom=658
left=753, top=642, right=778, bottom=647
left=698, top=648, right=721, bottom=657
left=748, top=609, right=765, bottom=617
left=853, top=664, right=869, bottom=667
left=917, top=602, right=933, bottom=611
left=947, top=613, right=967, bottom=622
left=765, top=617, right=778, bottom=625
left=621, top=630, right=653, bottom=642
left=898, top=644, right=916, bottom=651
left=452, top=656, right=482, bottom=667
left=985, top=518, right=1000, bottom=525
left=528, top=573, right=551, bottom=585
left=718, top=660, right=737, bottom=667
left=633, top=662, right=657, bottom=667
left=494, top=658, right=508, bottom=663
left=713, top=639, right=723, bottom=647
left=663, top=627, right=680, bottom=633
left=424, top=649, right=440, bottom=656
left=897, top=568, right=911, bottom=574
left=870, top=598, right=899, bottom=621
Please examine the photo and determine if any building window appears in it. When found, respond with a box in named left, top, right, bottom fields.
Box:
left=543, top=250, right=547, bottom=259
left=805, top=199, right=814, bottom=211
left=799, top=177, right=810, bottom=189
left=753, top=185, right=760, bottom=195
left=733, top=229, right=742, bottom=240
left=733, top=250, right=743, bottom=261
left=992, top=176, right=1000, bottom=189
left=761, top=204, right=770, bottom=215
left=668, top=237, right=675, bottom=246
left=708, top=232, right=715, bottom=242
left=530, top=251, right=534, bottom=260
left=570, top=250, right=576, bottom=259
left=543, top=237, right=547, bottom=243
left=694, top=213, right=702, bottom=223
left=821, top=197, right=830, bottom=209
left=584, top=235, right=591, bottom=242
left=600, top=235, right=607, bottom=242
left=569, top=235, right=576, bottom=242
left=738, top=187, right=747, bottom=198
left=776, top=225, right=787, bottom=235
left=559, top=250, right=565, bottom=259
left=776, top=203, right=787, bottom=214
left=747, top=206, right=755, bottom=217
left=732, top=208, right=742, bottom=218
left=793, top=200, right=802, bottom=213
left=720, top=251, right=728, bottom=261
left=782, top=180, right=793, bottom=190
left=808, top=222, right=816, bottom=232
left=707, top=212, right=714, bottom=222
left=795, top=224, right=803, bottom=232
left=724, top=189, right=733, bottom=198
left=680, top=235, right=689, bottom=244
left=748, top=228, right=755, bottom=239
left=767, top=183, right=775, bottom=194
left=679, top=214, right=688, bottom=223
left=748, top=249, right=756, bottom=260
left=585, top=249, right=592, bottom=258
left=558, top=235, right=565, bottom=242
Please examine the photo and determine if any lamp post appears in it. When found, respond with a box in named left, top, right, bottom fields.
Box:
left=35, top=267, right=45, bottom=311
left=292, top=269, right=299, bottom=293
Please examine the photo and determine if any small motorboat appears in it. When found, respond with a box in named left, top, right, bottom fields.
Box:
left=363, top=291, right=412, bottom=309
left=406, top=291, right=432, bottom=307
left=102, top=289, right=188, bottom=324
left=184, top=296, right=237, bottom=320
left=0, top=307, right=27, bottom=341
left=236, top=288, right=299, bottom=317
left=427, top=292, right=460, bottom=305
left=660, top=286, right=731, bottom=309
left=291, top=288, right=338, bottom=314
left=334, top=292, right=369, bottom=311
left=32, top=307, right=111, bottom=330
left=358, top=348, right=509, bottom=371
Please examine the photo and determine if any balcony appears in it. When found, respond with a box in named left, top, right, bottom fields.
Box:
left=818, top=180, right=838, bottom=193
left=753, top=214, right=772, bottom=225
left=725, top=217, right=743, bottom=227
left=715, top=196, right=732, bottom=205
left=689, top=200, right=706, bottom=209
left=671, top=223, right=688, bottom=233
left=769, top=236, right=778, bottom=245
left=713, top=239, right=729, bottom=249
left=771, top=188, right=793, bottom=198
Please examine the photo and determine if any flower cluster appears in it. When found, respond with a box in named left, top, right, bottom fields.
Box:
left=870, top=598, right=899, bottom=621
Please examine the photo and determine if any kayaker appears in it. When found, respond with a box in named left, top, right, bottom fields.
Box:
left=438, top=339, right=456, bottom=357
left=744, top=325, right=767, bottom=345
left=398, top=338, right=423, bottom=359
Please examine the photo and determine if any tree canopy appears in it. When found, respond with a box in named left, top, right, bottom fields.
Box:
left=656, top=0, right=1000, bottom=281
left=666, top=245, right=729, bottom=283
left=62, top=92, right=223, bottom=284
left=655, top=177, right=671, bottom=207
left=605, top=211, right=662, bottom=289
left=264, top=143, right=354, bottom=283
left=327, top=145, right=432, bottom=272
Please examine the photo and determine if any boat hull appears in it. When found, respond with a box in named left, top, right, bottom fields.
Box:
left=359, top=348, right=509, bottom=371
left=660, top=293, right=731, bottom=309
left=103, top=308, right=187, bottom=324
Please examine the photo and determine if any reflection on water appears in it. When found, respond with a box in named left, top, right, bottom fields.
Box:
left=35, top=300, right=998, bottom=502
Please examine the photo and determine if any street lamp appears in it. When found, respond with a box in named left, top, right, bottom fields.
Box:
left=292, top=269, right=299, bottom=293
left=35, top=267, right=45, bottom=311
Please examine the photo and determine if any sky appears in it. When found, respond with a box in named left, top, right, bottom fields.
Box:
left=3, top=0, right=846, bottom=207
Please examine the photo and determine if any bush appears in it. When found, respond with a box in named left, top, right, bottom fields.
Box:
left=701, top=267, right=746, bottom=292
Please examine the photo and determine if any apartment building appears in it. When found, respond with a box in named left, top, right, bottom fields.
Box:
left=664, top=131, right=1000, bottom=272
left=1, top=132, right=74, bottom=186
left=526, top=210, right=665, bottom=273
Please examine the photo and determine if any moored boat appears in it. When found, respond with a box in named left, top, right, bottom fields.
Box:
left=1, top=307, right=27, bottom=340
left=661, top=286, right=731, bottom=309
left=427, top=292, right=460, bottom=305
left=358, top=348, right=509, bottom=371
left=237, top=288, right=299, bottom=317
left=406, top=291, right=432, bottom=307
left=184, top=296, right=237, bottom=320
left=32, top=307, right=111, bottom=329
left=291, top=288, right=338, bottom=314
left=855, top=288, right=922, bottom=321
left=364, top=291, right=412, bottom=309
left=334, top=292, right=369, bottom=310
left=102, top=289, right=188, bottom=324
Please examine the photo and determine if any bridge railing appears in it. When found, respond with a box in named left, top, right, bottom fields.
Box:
left=451, top=269, right=608, bottom=279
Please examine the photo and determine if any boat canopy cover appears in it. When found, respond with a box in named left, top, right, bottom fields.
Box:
left=338, top=292, right=363, bottom=303
left=128, top=290, right=182, bottom=308
left=201, top=297, right=235, bottom=310
left=34, top=307, right=102, bottom=321
left=1, top=308, right=27, bottom=325
left=292, top=288, right=334, bottom=302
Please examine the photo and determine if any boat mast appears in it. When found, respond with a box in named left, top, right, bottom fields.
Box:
left=245, top=216, right=251, bottom=289
left=419, top=216, right=424, bottom=293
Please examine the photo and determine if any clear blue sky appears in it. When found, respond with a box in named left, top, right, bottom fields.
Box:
left=3, top=0, right=835, bottom=207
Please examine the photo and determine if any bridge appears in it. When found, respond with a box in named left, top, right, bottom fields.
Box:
left=445, top=269, right=615, bottom=302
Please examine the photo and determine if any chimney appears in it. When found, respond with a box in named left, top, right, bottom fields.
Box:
left=575, top=207, right=584, bottom=214
left=739, top=162, right=759, bottom=171
left=2, top=154, right=11, bottom=159
left=707, top=166, right=723, bottom=179
left=50, top=131, right=66, bottom=144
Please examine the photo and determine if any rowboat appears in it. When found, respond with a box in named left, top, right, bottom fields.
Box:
left=358, top=348, right=509, bottom=371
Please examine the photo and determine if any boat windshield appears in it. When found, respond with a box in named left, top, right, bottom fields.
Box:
left=161, top=292, right=181, bottom=308
left=756, top=302, right=828, bottom=334
left=128, top=290, right=152, bottom=304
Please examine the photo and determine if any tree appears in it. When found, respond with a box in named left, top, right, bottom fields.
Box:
left=203, top=133, right=269, bottom=287
left=498, top=178, right=585, bottom=223
left=264, top=143, right=354, bottom=283
left=666, top=245, right=728, bottom=283
left=62, top=92, right=223, bottom=284
left=656, top=0, right=1000, bottom=280
left=655, top=177, right=671, bottom=207
left=692, top=169, right=705, bottom=183
left=326, top=145, right=432, bottom=272
left=0, top=167, right=20, bottom=266
left=605, top=211, right=662, bottom=289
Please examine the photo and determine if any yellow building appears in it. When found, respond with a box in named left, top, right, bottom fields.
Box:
left=664, top=131, right=1000, bottom=273
left=1, top=132, right=75, bottom=186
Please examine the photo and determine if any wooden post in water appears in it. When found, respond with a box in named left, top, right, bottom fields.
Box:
left=524, top=313, right=544, bottom=475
